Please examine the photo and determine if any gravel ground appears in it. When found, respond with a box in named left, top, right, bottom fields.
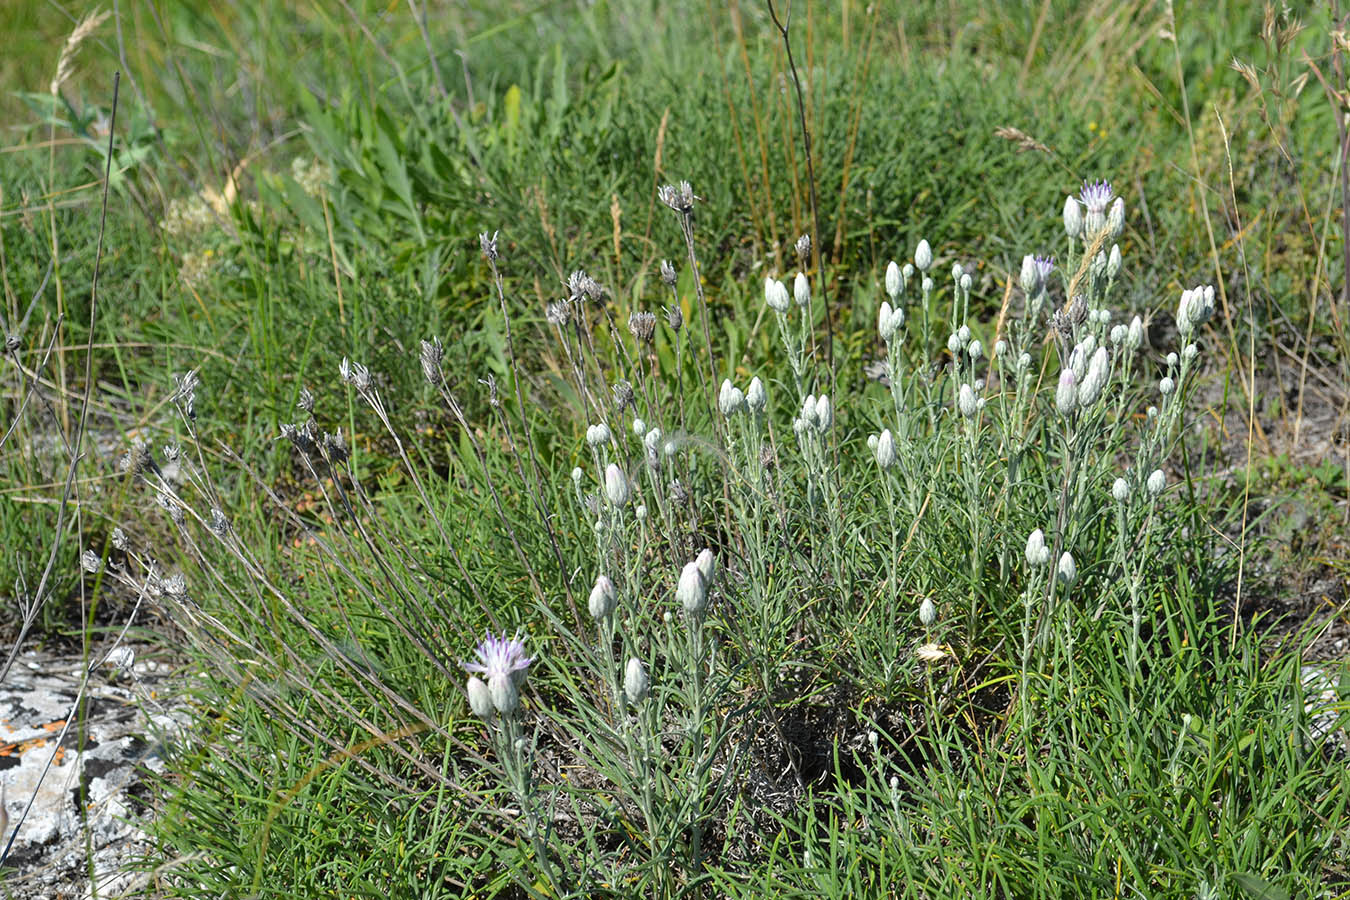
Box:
left=1, top=646, right=190, bottom=899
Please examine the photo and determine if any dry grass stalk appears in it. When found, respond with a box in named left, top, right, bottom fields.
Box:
left=50, top=8, right=111, bottom=97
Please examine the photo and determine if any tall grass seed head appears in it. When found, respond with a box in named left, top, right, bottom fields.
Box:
left=1056, top=369, right=1079, bottom=416
left=624, top=658, right=650, bottom=705
left=589, top=574, right=617, bottom=620
left=876, top=429, right=896, bottom=469
left=915, top=239, right=933, bottom=272
left=1112, top=477, right=1130, bottom=503
left=1147, top=469, right=1167, bottom=495
left=677, top=560, right=709, bottom=614
left=885, top=260, right=903, bottom=300
left=605, top=463, right=631, bottom=506
left=794, top=272, right=811, bottom=308
left=746, top=376, right=767, bottom=414
left=1063, top=195, right=1083, bottom=239
left=765, top=277, right=791, bottom=313
left=919, top=596, right=936, bottom=627
left=958, top=383, right=978, bottom=418
left=1057, top=551, right=1077, bottom=587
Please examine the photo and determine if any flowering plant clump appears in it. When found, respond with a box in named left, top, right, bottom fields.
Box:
left=114, top=161, right=1347, bottom=899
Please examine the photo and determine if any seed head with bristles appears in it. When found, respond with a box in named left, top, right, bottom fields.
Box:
left=51, top=9, right=111, bottom=97
left=628, top=311, right=657, bottom=343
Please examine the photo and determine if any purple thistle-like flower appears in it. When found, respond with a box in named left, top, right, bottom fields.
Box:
left=1033, top=255, right=1056, bottom=282
left=462, top=631, right=534, bottom=684
left=1079, top=180, right=1114, bottom=215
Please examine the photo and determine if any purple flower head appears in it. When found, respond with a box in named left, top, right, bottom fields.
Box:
left=1079, top=180, right=1114, bottom=215
left=1033, top=255, right=1056, bottom=282
left=462, top=631, right=534, bottom=685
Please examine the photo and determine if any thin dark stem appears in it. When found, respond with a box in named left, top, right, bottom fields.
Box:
left=767, top=0, right=831, bottom=387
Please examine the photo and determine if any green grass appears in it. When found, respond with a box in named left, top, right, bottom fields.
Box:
left=1, top=0, right=1347, bottom=897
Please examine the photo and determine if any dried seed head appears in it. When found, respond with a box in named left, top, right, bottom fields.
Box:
left=322, top=429, right=350, bottom=464
left=420, top=338, right=444, bottom=384
left=338, top=357, right=370, bottom=392
left=611, top=380, right=635, bottom=412
left=795, top=233, right=812, bottom=263
left=118, top=439, right=155, bottom=477
left=209, top=508, right=230, bottom=536
left=81, top=549, right=102, bottom=574
left=660, top=259, right=678, bottom=287
left=297, top=386, right=315, bottom=413
left=669, top=478, right=690, bottom=506
left=545, top=301, right=571, bottom=327
left=664, top=304, right=683, bottom=332
left=111, top=527, right=128, bottom=551
left=628, top=311, right=657, bottom=343
left=657, top=180, right=695, bottom=214
left=479, top=231, right=499, bottom=261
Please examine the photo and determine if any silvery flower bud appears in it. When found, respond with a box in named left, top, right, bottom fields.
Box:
left=1056, top=369, right=1079, bottom=415
left=1159, top=377, right=1175, bottom=396
left=921, top=276, right=934, bottom=294
left=957, top=325, right=971, bottom=346
left=695, top=548, right=717, bottom=586
left=946, top=333, right=963, bottom=355
left=800, top=394, right=819, bottom=427
left=1147, top=405, right=1159, bottom=419
left=489, top=672, right=520, bottom=715
left=589, top=574, right=617, bottom=620
left=919, top=596, right=936, bottom=627
left=1126, top=315, right=1143, bottom=350
left=624, top=657, right=649, bottom=704
left=1182, top=343, right=1198, bottom=362
left=645, top=428, right=663, bottom=452
left=960, top=273, right=972, bottom=293
left=633, top=418, right=646, bottom=436
left=903, top=262, right=915, bottom=281
left=1057, top=552, right=1077, bottom=587
left=587, top=423, right=612, bottom=447
left=1063, top=196, right=1082, bottom=239
left=889, top=305, right=905, bottom=331
left=1016, top=352, right=1032, bottom=372
left=958, top=383, right=978, bottom=418
left=765, top=277, right=791, bottom=313
left=814, top=394, right=832, bottom=431
left=677, top=560, right=708, bottom=614
left=604, top=463, right=630, bottom=506
left=1147, top=469, right=1166, bottom=496
left=995, top=339, right=1008, bottom=358
left=876, top=429, right=896, bottom=469
left=915, top=239, right=933, bottom=272
left=879, top=301, right=897, bottom=342
left=794, top=272, right=811, bottom=309
left=951, top=262, right=964, bottom=282
left=1020, top=255, right=1040, bottom=294
left=1177, top=289, right=1195, bottom=335
left=466, top=676, right=494, bottom=719
left=571, top=467, right=584, bottom=486
left=719, top=379, right=745, bottom=417
left=1112, top=477, right=1130, bottom=503
left=1025, top=529, right=1048, bottom=566
left=1078, top=347, right=1110, bottom=405
left=885, top=260, right=903, bottom=299
left=635, top=504, right=647, bottom=521
left=1110, top=324, right=1127, bottom=345
left=1107, top=244, right=1122, bottom=278
left=746, top=376, right=767, bottom=413
left=1107, top=198, right=1125, bottom=239
left=867, top=434, right=879, bottom=453
left=968, top=340, right=983, bottom=361
left=1085, top=208, right=1106, bottom=238
left=1166, top=352, right=1179, bottom=368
